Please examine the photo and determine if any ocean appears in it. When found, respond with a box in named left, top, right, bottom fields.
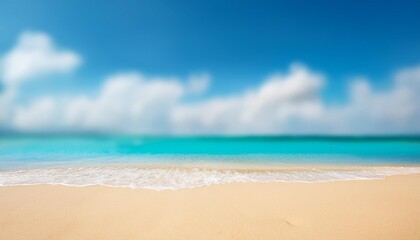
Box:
left=0, top=135, right=419, bottom=190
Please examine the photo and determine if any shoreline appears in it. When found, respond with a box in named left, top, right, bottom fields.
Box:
left=1, top=165, right=420, bottom=190
left=1, top=172, right=420, bottom=190
left=1, top=175, right=419, bottom=239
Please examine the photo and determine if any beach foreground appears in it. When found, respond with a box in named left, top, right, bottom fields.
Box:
left=1, top=175, right=419, bottom=240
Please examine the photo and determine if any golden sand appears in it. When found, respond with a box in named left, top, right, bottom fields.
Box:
left=1, top=175, right=419, bottom=240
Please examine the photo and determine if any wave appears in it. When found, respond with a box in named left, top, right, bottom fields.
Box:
left=0, top=166, right=419, bottom=190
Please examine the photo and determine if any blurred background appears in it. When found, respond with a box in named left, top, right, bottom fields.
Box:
left=1, top=0, right=420, bottom=135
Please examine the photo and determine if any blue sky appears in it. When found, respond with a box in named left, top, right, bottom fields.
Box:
left=0, top=0, right=420, bottom=134
left=1, top=0, right=419, bottom=99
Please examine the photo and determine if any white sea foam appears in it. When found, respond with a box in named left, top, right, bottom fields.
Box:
left=0, top=166, right=419, bottom=190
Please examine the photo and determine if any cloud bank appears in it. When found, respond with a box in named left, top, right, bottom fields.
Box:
left=1, top=32, right=419, bottom=134
left=1, top=32, right=81, bottom=86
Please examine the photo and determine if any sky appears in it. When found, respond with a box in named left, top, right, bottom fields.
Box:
left=0, top=0, right=419, bottom=135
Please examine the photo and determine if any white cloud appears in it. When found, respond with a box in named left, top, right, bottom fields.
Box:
left=171, top=64, right=326, bottom=134
left=6, top=63, right=420, bottom=134
left=4, top=63, right=420, bottom=134
left=12, top=73, right=185, bottom=133
left=64, top=73, right=184, bottom=133
left=187, top=73, right=211, bottom=94
left=0, top=87, right=16, bottom=129
left=327, top=66, right=420, bottom=134
left=1, top=32, right=420, bottom=134
left=13, top=97, right=58, bottom=131
left=169, top=63, right=420, bottom=134
left=0, top=31, right=81, bottom=129
left=1, top=32, right=81, bottom=86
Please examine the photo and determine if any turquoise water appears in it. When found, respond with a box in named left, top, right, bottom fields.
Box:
left=1, top=136, right=419, bottom=169
left=0, top=136, right=419, bottom=190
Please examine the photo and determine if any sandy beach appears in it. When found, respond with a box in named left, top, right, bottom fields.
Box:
left=0, top=174, right=419, bottom=240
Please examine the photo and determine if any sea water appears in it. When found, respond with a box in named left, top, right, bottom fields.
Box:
left=0, top=135, right=419, bottom=190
